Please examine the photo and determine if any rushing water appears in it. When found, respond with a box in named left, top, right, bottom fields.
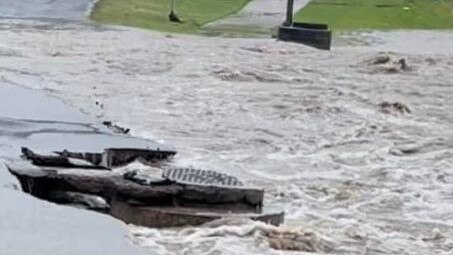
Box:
left=1, top=19, right=453, bottom=254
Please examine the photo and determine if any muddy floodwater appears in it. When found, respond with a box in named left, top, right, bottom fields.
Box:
left=0, top=18, right=453, bottom=254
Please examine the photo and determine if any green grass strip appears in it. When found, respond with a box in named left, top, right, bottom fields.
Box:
left=91, top=0, right=251, bottom=34
left=295, top=0, right=453, bottom=30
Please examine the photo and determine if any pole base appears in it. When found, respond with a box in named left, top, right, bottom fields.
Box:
left=278, top=22, right=332, bottom=50
left=168, top=11, right=182, bottom=23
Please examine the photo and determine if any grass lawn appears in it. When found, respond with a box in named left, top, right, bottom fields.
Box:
left=295, top=0, right=453, bottom=30
left=91, top=0, right=250, bottom=34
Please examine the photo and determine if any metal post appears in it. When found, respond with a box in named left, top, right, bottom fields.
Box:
left=285, top=0, right=294, bottom=26
left=169, top=0, right=182, bottom=23
left=171, top=0, right=176, bottom=13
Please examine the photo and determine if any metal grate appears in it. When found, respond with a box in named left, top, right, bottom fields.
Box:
left=163, top=168, right=244, bottom=187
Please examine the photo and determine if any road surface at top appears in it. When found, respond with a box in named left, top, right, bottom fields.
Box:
left=203, top=0, right=312, bottom=36
left=0, top=0, right=95, bottom=20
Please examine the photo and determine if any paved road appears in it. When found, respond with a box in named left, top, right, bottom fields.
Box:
left=0, top=0, right=95, bottom=20
left=203, top=0, right=312, bottom=36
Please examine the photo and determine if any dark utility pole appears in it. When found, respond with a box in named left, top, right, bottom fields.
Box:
left=169, top=0, right=182, bottom=23
left=285, top=0, right=294, bottom=26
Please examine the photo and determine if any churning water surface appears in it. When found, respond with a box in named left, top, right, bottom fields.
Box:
left=0, top=13, right=453, bottom=255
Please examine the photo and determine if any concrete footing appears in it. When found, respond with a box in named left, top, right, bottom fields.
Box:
left=278, top=22, right=332, bottom=50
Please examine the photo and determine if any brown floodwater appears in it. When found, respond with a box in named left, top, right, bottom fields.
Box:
left=0, top=17, right=453, bottom=254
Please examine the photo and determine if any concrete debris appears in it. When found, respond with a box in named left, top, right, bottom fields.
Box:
left=123, top=169, right=172, bottom=186
left=8, top=153, right=283, bottom=228
left=22, top=147, right=108, bottom=170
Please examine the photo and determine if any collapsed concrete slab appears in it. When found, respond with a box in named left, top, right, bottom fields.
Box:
left=8, top=158, right=284, bottom=228
left=22, top=147, right=176, bottom=169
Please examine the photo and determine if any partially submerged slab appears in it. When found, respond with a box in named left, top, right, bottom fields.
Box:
left=8, top=157, right=284, bottom=228
left=111, top=203, right=284, bottom=228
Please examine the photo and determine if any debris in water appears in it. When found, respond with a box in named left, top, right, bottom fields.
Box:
left=266, top=228, right=334, bottom=252
left=389, top=143, right=420, bottom=156
left=421, top=228, right=445, bottom=242
left=95, top=101, right=104, bottom=109
left=344, top=226, right=368, bottom=241
left=212, top=69, right=289, bottom=83
left=398, top=58, right=408, bottom=70
left=378, top=101, right=411, bottom=114
left=370, top=55, right=391, bottom=65
left=102, top=121, right=130, bottom=134
left=213, top=69, right=255, bottom=82
left=50, top=51, right=63, bottom=57
left=364, top=54, right=411, bottom=74
left=241, top=46, right=271, bottom=54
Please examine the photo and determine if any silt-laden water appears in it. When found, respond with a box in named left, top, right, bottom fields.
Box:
left=0, top=19, right=453, bottom=254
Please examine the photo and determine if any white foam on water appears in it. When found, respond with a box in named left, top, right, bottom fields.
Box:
left=130, top=219, right=335, bottom=254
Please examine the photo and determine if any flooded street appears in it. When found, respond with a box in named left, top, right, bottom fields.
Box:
left=0, top=7, right=453, bottom=255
